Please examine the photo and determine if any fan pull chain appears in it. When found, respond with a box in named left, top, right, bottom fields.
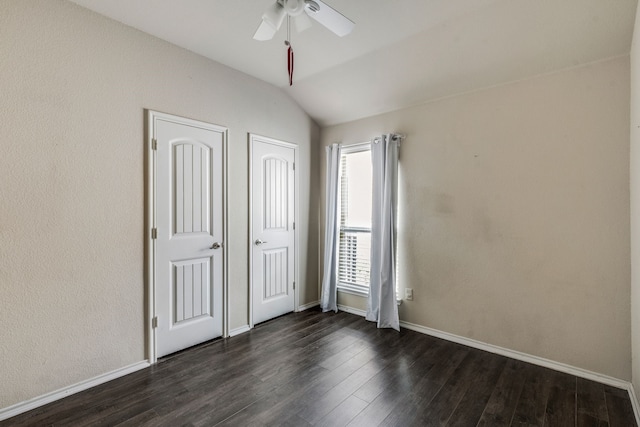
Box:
left=285, top=15, right=294, bottom=86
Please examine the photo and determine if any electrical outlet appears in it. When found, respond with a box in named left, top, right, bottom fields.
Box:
left=405, top=288, right=413, bottom=301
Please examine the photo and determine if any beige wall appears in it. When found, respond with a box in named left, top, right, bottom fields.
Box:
left=321, top=57, right=631, bottom=380
left=0, top=0, right=319, bottom=409
left=631, top=3, right=640, bottom=394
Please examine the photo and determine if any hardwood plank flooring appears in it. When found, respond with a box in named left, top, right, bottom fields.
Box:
left=2, top=309, right=637, bottom=426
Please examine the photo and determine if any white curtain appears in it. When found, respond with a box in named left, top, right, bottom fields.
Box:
left=366, top=134, right=400, bottom=331
left=320, top=143, right=342, bottom=312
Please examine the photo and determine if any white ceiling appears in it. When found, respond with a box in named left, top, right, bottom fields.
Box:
left=68, top=0, right=638, bottom=126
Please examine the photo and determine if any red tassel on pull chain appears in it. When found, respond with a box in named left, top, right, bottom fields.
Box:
left=287, top=43, right=294, bottom=86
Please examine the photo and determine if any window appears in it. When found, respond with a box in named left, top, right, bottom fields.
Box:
left=338, top=144, right=372, bottom=295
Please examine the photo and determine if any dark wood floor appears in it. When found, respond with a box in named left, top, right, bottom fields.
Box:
left=3, top=309, right=637, bottom=426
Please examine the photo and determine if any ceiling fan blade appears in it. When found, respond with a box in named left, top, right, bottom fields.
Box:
left=253, top=2, right=286, bottom=41
left=305, top=0, right=354, bottom=37
left=253, top=19, right=277, bottom=40
left=294, top=13, right=312, bottom=33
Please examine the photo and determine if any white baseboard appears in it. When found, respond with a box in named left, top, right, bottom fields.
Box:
left=298, top=301, right=319, bottom=311
left=628, top=383, right=640, bottom=425
left=336, top=304, right=636, bottom=412
left=399, top=320, right=630, bottom=390
left=0, top=361, right=150, bottom=422
left=5, top=314, right=639, bottom=425
left=337, top=304, right=366, bottom=317
left=229, top=325, right=251, bottom=337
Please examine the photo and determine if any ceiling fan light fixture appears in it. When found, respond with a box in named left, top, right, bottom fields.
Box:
left=283, top=0, right=306, bottom=16
left=305, top=0, right=320, bottom=13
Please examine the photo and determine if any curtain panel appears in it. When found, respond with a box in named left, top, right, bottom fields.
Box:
left=366, top=134, right=400, bottom=331
left=320, top=143, right=342, bottom=312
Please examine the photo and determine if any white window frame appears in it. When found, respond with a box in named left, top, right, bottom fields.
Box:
left=337, top=142, right=372, bottom=297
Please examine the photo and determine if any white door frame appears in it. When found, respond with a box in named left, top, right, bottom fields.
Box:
left=248, top=133, right=299, bottom=328
left=146, top=110, right=229, bottom=363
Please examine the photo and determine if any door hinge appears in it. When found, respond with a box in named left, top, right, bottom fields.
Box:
left=151, top=138, right=157, bottom=150
left=151, top=228, right=157, bottom=239
left=293, top=281, right=296, bottom=290
left=293, top=222, right=295, bottom=230
left=152, top=316, right=158, bottom=328
left=293, top=162, right=295, bottom=171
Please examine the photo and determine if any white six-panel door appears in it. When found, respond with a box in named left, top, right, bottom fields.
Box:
left=250, top=135, right=296, bottom=325
left=150, top=112, right=225, bottom=358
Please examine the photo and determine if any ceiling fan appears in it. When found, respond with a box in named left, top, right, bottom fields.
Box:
left=253, top=0, right=355, bottom=41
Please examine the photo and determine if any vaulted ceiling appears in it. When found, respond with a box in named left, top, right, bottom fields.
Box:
left=68, top=0, right=638, bottom=126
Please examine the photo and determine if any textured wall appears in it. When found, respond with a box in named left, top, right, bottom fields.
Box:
left=0, top=0, right=319, bottom=409
left=321, top=57, right=631, bottom=380
left=631, top=3, right=640, bottom=394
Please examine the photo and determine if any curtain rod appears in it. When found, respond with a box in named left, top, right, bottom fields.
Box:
left=339, top=134, right=406, bottom=148
left=373, top=133, right=405, bottom=143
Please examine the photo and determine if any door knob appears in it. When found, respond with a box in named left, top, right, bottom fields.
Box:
left=254, top=239, right=268, bottom=246
left=210, top=242, right=222, bottom=250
